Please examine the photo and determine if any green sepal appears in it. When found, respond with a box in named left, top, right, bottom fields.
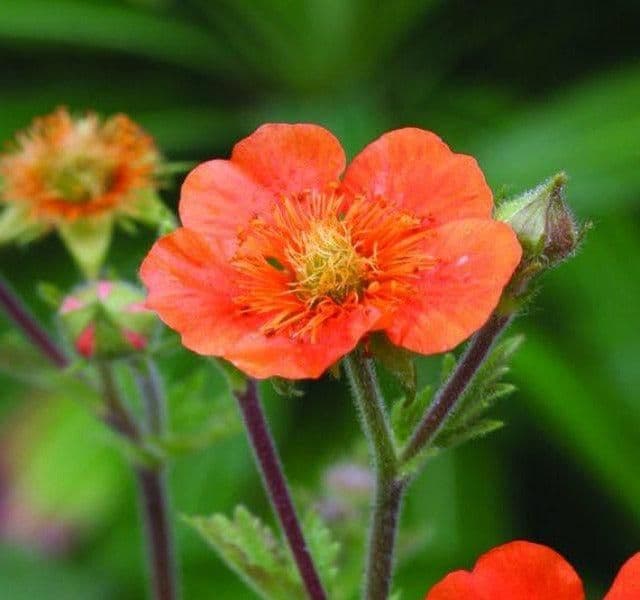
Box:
left=213, top=358, right=248, bottom=394
left=120, top=189, right=177, bottom=231
left=185, top=506, right=307, bottom=600
left=36, top=281, right=65, bottom=308
left=370, top=332, right=417, bottom=402
left=271, top=377, right=305, bottom=398
left=0, top=203, right=48, bottom=245
left=58, top=213, right=113, bottom=278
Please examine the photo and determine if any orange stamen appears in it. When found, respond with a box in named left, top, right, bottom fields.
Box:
left=231, top=192, right=436, bottom=341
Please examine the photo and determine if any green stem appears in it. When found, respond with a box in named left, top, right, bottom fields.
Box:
left=343, top=349, right=405, bottom=600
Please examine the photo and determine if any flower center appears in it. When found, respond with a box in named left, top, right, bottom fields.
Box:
left=287, top=214, right=370, bottom=303
left=232, top=192, right=434, bottom=339
left=46, top=155, right=115, bottom=203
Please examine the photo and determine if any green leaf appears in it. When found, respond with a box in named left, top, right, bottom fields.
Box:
left=302, top=510, right=340, bottom=595
left=58, top=214, right=113, bottom=279
left=431, top=335, right=523, bottom=452
left=391, top=385, right=433, bottom=447
left=185, top=506, right=306, bottom=600
left=370, top=332, right=417, bottom=402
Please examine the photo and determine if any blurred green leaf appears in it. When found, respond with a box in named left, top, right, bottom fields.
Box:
left=1, top=1, right=237, bottom=76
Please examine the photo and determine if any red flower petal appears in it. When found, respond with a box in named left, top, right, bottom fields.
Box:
left=180, top=124, right=346, bottom=259
left=605, top=553, right=640, bottom=599
left=386, top=219, right=521, bottom=354
left=426, top=541, right=585, bottom=600
left=341, top=128, right=492, bottom=226
left=140, top=228, right=381, bottom=379
left=179, top=160, right=274, bottom=258
left=231, top=123, right=346, bottom=196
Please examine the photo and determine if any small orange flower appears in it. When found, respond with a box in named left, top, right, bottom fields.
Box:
left=425, top=540, right=640, bottom=599
left=141, top=124, right=522, bottom=379
left=0, top=107, right=172, bottom=277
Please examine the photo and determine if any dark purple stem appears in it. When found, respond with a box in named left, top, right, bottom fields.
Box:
left=0, top=274, right=68, bottom=368
left=136, top=466, right=178, bottom=600
left=234, top=380, right=327, bottom=600
left=401, top=313, right=512, bottom=463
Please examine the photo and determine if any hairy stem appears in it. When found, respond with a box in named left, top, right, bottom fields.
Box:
left=101, top=360, right=179, bottom=600
left=400, top=313, right=512, bottom=464
left=0, top=274, right=68, bottom=368
left=234, top=380, right=327, bottom=600
left=343, top=349, right=404, bottom=600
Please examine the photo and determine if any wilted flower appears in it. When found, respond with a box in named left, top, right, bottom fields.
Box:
left=141, top=124, right=521, bottom=379
left=0, top=107, right=173, bottom=277
left=425, top=540, right=640, bottom=599
left=59, top=280, right=156, bottom=359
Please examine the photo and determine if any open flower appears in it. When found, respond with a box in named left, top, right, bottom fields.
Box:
left=0, top=107, right=172, bottom=277
left=141, top=124, right=521, bottom=379
left=425, top=540, right=640, bottom=599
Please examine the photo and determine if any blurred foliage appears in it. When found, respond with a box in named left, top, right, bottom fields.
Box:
left=1, top=0, right=639, bottom=598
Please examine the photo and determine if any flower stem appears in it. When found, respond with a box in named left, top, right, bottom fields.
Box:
left=234, top=380, right=327, bottom=600
left=400, top=313, right=512, bottom=464
left=0, top=274, right=68, bottom=368
left=343, top=349, right=405, bottom=600
left=100, top=360, right=179, bottom=600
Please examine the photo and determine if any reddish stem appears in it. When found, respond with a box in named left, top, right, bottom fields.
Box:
left=235, top=380, right=327, bottom=600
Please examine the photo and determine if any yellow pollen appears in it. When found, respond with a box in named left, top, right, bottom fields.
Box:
left=287, top=217, right=369, bottom=303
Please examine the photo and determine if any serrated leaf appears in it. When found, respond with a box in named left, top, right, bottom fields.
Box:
left=431, top=335, right=522, bottom=452
left=185, top=506, right=305, bottom=600
left=391, top=385, right=433, bottom=446
left=370, top=333, right=417, bottom=401
left=302, top=510, right=340, bottom=594
left=439, top=352, right=456, bottom=384
left=434, top=419, right=505, bottom=452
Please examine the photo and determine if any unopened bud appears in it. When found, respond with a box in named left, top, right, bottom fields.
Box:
left=496, top=172, right=579, bottom=265
left=59, top=280, right=156, bottom=359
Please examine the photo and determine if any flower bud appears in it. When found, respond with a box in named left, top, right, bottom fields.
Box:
left=58, top=280, right=156, bottom=359
left=496, top=172, right=578, bottom=265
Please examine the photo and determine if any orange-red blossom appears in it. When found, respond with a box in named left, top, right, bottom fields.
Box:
left=425, top=540, right=640, bottom=599
left=141, top=124, right=522, bottom=379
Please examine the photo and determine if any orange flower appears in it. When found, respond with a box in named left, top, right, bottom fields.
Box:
left=425, top=540, right=640, bottom=599
left=0, top=107, right=172, bottom=277
left=141, top=124, right=521, bottom=379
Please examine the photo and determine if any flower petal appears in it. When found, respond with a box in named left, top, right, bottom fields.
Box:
left=140, top=228, right=380, bottom=379
left=425, top=541, right=585, bottom=600
left=386, top=219, right=521, bottom=354
left=342, top=128, right=492, bottom=225
left=179, top=124, right=346, bottom=259
left=604, top=553, right=640, bottom=599
left=231, top=123, right=346, bottom=195
left=179, top=159, right=274, bottom=258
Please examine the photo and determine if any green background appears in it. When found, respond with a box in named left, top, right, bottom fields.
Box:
left=1, top=1, right=639, bottom=598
